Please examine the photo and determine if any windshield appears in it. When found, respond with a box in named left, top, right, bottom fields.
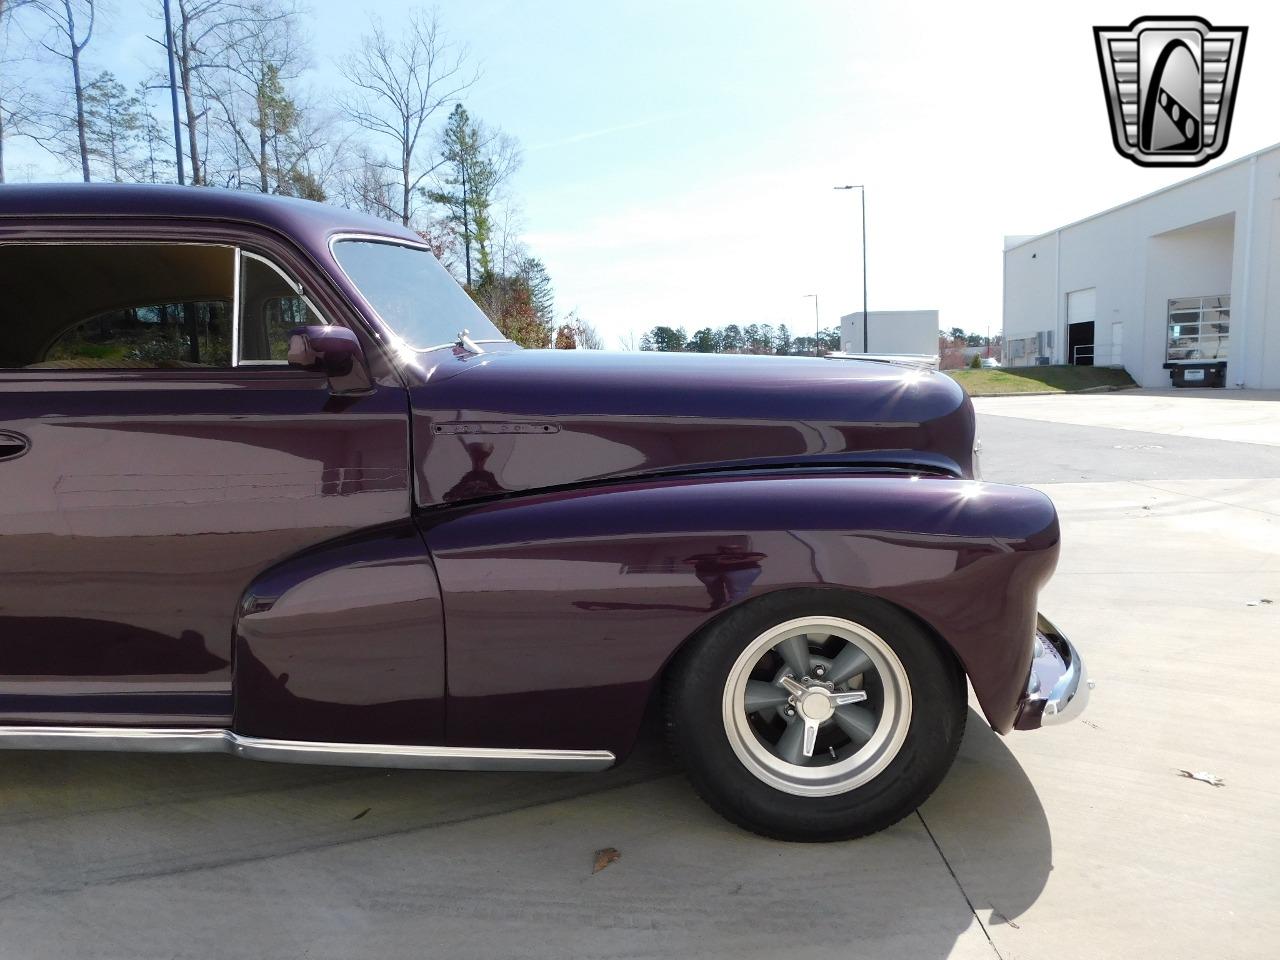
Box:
left=332, top=238, right=506, bottom=350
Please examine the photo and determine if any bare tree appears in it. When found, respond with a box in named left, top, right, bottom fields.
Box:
left=341, top=7, right=475, bottom=226
left=340, top=147, right=398, bottom=218
left=579, top=324, right=605, bottom=350
left=490, top=197, right=525, bottom=277
left=164, top=0, right=291, bottom=186
left=167, top=0, right=232, bottom=185
left=569, top=312, right=604, bottom=350
left=0, top=0, right=40, bottom=183
left=23, top=0, right=95, bottom=181
left=208, top=0, right=311, bottom=194
left=276, top=100, right=350, bottom=199
left=135, top=78, right=175, bottom=182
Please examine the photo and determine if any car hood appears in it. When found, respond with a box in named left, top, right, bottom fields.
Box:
left=408, top=349, right=975, bottom=506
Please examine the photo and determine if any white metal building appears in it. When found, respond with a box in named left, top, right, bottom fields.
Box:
left=840, top=310, right=939, bottom=356
left=1002, top=141, right=1280, bottom=388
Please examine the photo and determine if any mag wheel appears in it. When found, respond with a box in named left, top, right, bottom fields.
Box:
left=722, top=614, right=912, bottom=796
left=667, top=590, right=966, bottom=842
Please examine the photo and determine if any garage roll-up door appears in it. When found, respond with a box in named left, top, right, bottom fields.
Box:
left=1066, top=288, right=1096, bottom=326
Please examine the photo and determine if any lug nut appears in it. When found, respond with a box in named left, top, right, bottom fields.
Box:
left=814, top=665, right=826, bottom=677
left=784, top=706, right=796, bottom=716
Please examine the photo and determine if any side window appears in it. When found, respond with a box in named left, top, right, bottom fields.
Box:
left=238, top=252, right=327, bottom=364
left=0, top=242, right=237, bottom=370
left=0, top=243, right=328, bottom=371
left=37, top=301, right=232, bottom=369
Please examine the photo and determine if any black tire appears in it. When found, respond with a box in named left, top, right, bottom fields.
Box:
left=665, top=588, right=966, bottom=842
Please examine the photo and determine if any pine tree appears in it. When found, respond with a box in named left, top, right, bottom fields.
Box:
left=720, top=324, right=744, bottom=353
left=468, top=257, right=555, bottom=349
left=647, top=326, right=687, bottom=352
left=429, top=105, right=485, bottom=285
left=518, top=256, right=555, bottom=329
left=687, top=327, right=720, bottom=353
left=82, top=71, right=144, bottom=182
left=774, top=323, right=793, bottom=355
left=428, top=104, right=519, bottom=285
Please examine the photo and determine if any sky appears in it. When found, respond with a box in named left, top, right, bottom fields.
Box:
left=5, top=0, right=1280, bottom=347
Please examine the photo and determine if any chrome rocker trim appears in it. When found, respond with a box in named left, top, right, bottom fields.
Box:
left=0, top=726, right=617, bottom=772
left=1017, top=614, right=1090, bottom=729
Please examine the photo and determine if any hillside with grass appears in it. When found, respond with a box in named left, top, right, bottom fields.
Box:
left=947, top=365, right=1135, bottom=396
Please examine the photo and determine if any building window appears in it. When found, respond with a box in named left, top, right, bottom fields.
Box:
left=1167, top=296, right=1229, bottom=362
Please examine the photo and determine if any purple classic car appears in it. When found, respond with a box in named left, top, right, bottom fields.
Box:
left=0, top=184, right=1086, bottom=841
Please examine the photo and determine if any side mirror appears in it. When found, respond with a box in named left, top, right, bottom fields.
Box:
left=287, top=325, right=372, bottom=395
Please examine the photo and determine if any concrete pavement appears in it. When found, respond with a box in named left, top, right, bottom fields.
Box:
left=974, top=388, right=1280, bottom=447
left=0, top=390, right=1277, bottom=959
left=967, top=390, right=1280, bottom=959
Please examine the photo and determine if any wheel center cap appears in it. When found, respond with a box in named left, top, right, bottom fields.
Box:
left=799, top=690, right=834, bottom=722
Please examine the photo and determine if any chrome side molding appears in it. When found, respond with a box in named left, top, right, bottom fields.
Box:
left=0, top=725, right=616, bottom=772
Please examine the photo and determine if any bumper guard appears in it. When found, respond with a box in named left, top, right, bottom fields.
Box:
left=1015, top=614, right=1089, bottom=730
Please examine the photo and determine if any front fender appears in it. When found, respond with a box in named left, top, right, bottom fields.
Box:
left=420, top=474, right=1058, bottom=757
left=233, top=519, right=445, bottom=745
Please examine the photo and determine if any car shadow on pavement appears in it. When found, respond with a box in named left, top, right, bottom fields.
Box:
left=918, top=708, right=1055, bottom=931
left=0, top=708, right=1050, bottom=959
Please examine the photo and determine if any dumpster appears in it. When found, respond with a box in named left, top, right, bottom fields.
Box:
left=1164, top=361, right=1226, bottom=388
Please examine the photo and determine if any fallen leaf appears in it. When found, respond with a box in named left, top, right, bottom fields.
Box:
left=1177, top=770, right=1224, bottom=788
left=592, top=847, right=621, bottom=874
left=351, top=807, right=371, bottom=821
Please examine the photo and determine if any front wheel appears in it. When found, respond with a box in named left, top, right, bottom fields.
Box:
left=666, top=590, right=966, bottom=841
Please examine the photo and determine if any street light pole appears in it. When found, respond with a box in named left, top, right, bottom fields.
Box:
left=834, top=185, right=867, bottom=352
left=803, top=293, right=820, bottom=356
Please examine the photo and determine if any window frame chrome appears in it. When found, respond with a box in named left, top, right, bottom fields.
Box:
left=234, top=248, right=330, bottom=367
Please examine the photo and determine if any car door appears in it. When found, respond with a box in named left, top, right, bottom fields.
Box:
left=0, top=235, right=437, bottom=737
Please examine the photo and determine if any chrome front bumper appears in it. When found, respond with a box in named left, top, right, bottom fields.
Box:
left=1015, top=614, right=1089, bottom=730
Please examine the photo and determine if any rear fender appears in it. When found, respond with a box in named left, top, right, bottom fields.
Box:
left=420, top=474, right=1059, bottom=758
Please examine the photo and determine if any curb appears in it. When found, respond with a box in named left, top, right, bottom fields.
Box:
left=963, top=384, right=1139, bottom=399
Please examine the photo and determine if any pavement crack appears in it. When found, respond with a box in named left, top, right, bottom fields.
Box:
left=916, top=809, right=1004, bottom=960
left=1128, top=479, right=1280, bottom=519
left=3, top=770, right=680, bottom=903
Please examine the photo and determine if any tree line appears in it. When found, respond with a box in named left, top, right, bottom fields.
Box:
left=637, top=323, right=842, bottom=356
left=637, top=322, right=1001, bottom=362
left=0, top=0, right=601, bottom=349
